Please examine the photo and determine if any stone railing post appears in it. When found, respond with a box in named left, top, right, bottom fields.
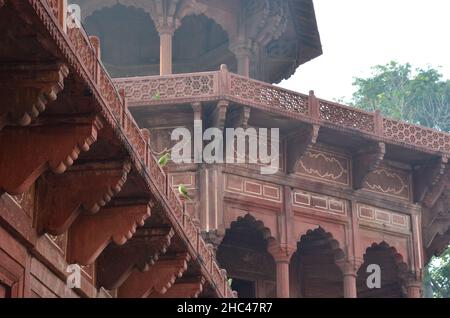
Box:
left=374, top=109, right=384, bottom=136
left=219, top=64, right=230, bottom=98
left=309, top=90, right=320, bottom=120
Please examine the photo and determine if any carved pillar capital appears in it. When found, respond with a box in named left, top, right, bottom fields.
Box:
left=267, top=241, right=296, bottom=263
left=336, top=258, right=364, bottom=277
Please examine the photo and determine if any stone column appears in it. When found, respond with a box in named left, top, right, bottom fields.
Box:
left=230, top=42, right=253, bottom=78
left=337, top=259, right=363, bottom=298
left=158, top=25, right=175, bottom=75
left=268, top=242, right=295, bottom=298
left=405, top=278, right=423, bottom=298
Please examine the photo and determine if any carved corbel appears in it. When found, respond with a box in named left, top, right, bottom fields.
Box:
left=208, top=100, right=229, bottom=131
left=0, top=116, right=103, bottom=195
left=96, top=227, right=175, bottom=290
left=227, top=106, right=251, bottom=129
left=352, top=142, right=386, bottom=190
left=67, top=203, right=152, bottom=266
left=149, top=277, right=205, bottom=298
left=37, top=160, right=131, bottom=236
left=285, top=124, right=320, bottom=174
left=118, top=253, right=191, bottom=298
left=413, top=156, right=448, bottom=206
left=423, top=190, right=450, bottom=249
left=0, top=63, right=69, bottom=129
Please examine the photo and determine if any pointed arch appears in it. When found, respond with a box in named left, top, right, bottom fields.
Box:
left=290, top=226, right=346, bottom=298
left=356, top=241, right=409, bottom=298
left=217, top=213, right=277, bottom=298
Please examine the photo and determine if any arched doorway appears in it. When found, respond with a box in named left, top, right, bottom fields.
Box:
left=357, top=242, right=408, bottom=298
left=173, top=15, right=237, bottom=74
left=216, top=214, right=276, bottom=298
left=84, top=4, right=160, bottom=77
left=290, top=227, right=345, bottom=298
left=84, top=5, right=237, bottom=77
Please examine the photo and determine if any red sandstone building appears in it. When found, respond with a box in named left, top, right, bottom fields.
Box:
left=0, top=0, right=448, bottom=298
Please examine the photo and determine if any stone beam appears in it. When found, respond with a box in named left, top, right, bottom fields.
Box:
left=353, top=142, right=386, bottom=190
left=0, top=116, right=102, bottom=195
left=67, top=203, right=152, bottom=266
left=118, top=253, right=191, bottom=298
left=96, top=227, right=175, bottom=290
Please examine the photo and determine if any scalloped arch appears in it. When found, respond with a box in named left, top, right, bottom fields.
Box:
left=77, top=0, right=237, bottom=40
left=296, top=226, right=346, bottom=261
left=359, top=241, right=409, bottom=276
left=226, top=213, right=275, bottom=242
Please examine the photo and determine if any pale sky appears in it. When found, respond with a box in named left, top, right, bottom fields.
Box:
left=280, top=0, right=450, bottom=102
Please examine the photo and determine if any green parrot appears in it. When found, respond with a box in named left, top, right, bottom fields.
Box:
left=152, top=91, right=161, bottom=100
left=178, top=184, right=191, bottom=201
left=158, top=152, right=170, bottom=167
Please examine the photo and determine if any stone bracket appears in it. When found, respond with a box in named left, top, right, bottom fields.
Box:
left=37, top=160, right=131, bottom=236
left=67, top=203, right=152, bottom=266
left=118, top=253, right=191, bottom=298
left=227, top=106, right=251, bottom=129
left=352, top=142, right=386, bottom=190
left=208, top=100, right=229, bottom=130
left=285, top=124, right=320, bottom=175
left=413, top=156, right=448, bottom=205
left=0, top=63, right=69, bottom=129
left=0, top=116, right=103, bottom=195
left=97, top=227, right=175, bottom=290
left=149, top=277, right=205, bottom=298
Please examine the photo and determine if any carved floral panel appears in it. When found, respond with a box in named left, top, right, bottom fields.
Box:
left=296, top=147, right=350, bottom=186
left=363, top=164, right=411, bottom=200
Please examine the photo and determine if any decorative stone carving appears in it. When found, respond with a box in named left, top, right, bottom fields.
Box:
left=118, top=253, right=191, bottom=298
left=353, top=142, right=385, bottom=190
left=208, top=100, right=229, bottom=131
left=297, top=147, right=350, bottom=186
left=286, top=124, right=320, bottom=174
left=358, top=204, right=410, bottom=231
left=67, top=203, right=152, bottom=265
left=0, top=63, right=69, bottom=129
left=0, top=116, right=103, bottom=195
left=37, top=160, right=132, bottom=235
left=97, top=227, right=175, bottom=290
left=292, top=190, right=347, bottom=216
left=149, top=277, right=205, bottom=298
left=363, top=164, right=411, bottom=200
left=413, top=156, right=448, bottom=204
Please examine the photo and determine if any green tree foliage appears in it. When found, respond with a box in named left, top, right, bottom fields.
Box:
left=352, top=61, right=450, bottom=131
left=424, top=249, right=450, bottom=298
left=351, top=61, right=450, bottom=298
